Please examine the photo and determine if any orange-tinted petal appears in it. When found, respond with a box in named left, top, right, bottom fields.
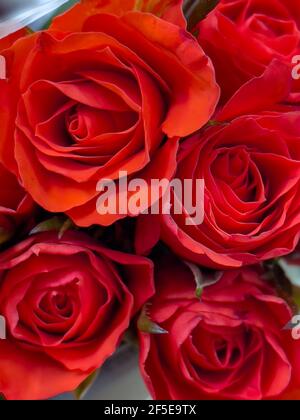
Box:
left=50, top=0, right=185, bottom=31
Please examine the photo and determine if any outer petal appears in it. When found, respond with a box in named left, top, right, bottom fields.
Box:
left=0, top=33, right=38, bottom=172
left=50, top=0, right=185, bottom=31
left=0, top=232, right=154, bottom=400
left=218, top=60, right=292, bottom=122
left=0, top=340, right=87, bottom=400
left=0, top=29, right=30, bottom=50
left=85, top=12, right=220, bottom=136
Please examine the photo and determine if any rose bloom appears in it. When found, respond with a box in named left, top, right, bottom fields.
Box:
left=197, top=0, right=300, bottom=103
left=139, top=255, right=300, bottom=400
left=0, top=161, right=34, bottom=245
left=0, top=231, right=154, bottom=400
left=0, top=0, right=219, bottom=227
left=152, top=64, right=300, bottom=269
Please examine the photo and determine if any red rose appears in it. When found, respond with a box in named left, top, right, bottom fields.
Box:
left=139, top=254, right=300, bottom=400
left=0, top=0, right=219, bottom=227
left=197, top=0, right=300, bottom=103
left=0, top=162, right=34, bottom=244
left=0, top=232, right=154, bottom=400
left=152, top=65, right=300, bottom=269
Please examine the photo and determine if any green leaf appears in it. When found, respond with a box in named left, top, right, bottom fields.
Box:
left=30, top=216, right=64, bottom=235
left=184, top=0, right=220, bottom=31
left=184, top=261, right=204, bottom=298
left=58, top=218, right=75, bottom=239
left=30, top=216, right=75, bottom=238
left=74, top=370, right=99, bottom=400
left=138, top=305, right=168, bottom=335
left=183, top=261, right=222, bottom=299
left=206, top=120, right=229, bottom=128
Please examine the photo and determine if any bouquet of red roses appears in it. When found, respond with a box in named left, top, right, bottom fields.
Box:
left=0, top=0, right=300, bottom=401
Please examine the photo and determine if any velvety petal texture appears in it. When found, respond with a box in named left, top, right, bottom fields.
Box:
left=139, top=254, right=300, bottom=400
left=0, top=232, right=154, bottom=400
left=197, top=0, right=300, bottom=103
left=156, top=68, right=300, bottom=268
left=0, top=2, right=219, bottom=227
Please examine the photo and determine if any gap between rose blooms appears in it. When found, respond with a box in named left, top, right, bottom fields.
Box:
left=96, top=171, right=205, bottom=226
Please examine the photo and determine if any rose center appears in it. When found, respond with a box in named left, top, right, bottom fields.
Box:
left=39, top=289, right=75, bottom=319
left=65, top=104, right=138, bottom=144
left=212, top=147, right=261, bottom=203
